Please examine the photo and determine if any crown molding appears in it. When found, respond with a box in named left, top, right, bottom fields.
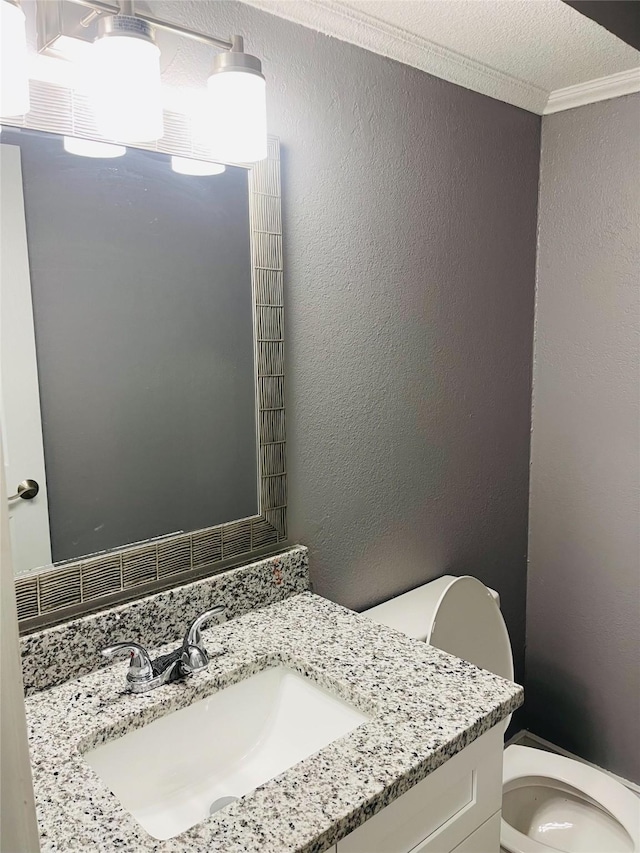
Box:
left=544, top=67, right=640, bottom=115
left=242, top=0, right=550, bottom=114
left=243, top=0, right=639, bottom=116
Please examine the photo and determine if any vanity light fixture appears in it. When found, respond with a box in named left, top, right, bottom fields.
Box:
left=170, top=156, right=226, bottom=176
left=90, top=2, right=163, bottom=143
left=63, top=136, right=126, bottom=157
left=33, top=0, right=269, bottom=161
left=0, top=0, right=30, bottom=118
left=207, top=36, right=268, bottom=164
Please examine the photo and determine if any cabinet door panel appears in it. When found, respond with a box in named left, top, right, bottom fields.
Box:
left=449, top=812, right=501, bottom=853
left=338, top=726, right=502, bottom=853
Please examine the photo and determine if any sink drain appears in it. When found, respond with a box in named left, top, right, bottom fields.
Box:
left=209, top=796, right=240, bottom=815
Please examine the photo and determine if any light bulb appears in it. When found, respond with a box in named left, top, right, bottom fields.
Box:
left=90, top=16, right=163, bottom=143
left=64, top=136, right=126, bottom=158
left=207, top=49, right=267, bottom=163
left=171, top=156, right=225, bottom=176
left=0, top=0, right=29, bottom=117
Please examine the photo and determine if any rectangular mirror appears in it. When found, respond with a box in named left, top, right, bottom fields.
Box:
left=1, top=106, right=286, bottom=629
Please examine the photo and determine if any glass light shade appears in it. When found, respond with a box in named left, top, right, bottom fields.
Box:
left=0, top=0, right=29, bottom=117
left=64, top=136, right=126, bottom=158
left=90, top=34, right=163, bottom=142
left=206, top=71, right=267, bottom=163
left=171, top=156, right=225, bottom=176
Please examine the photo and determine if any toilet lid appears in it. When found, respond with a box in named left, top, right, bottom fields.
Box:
left=428, top=576, right=514, bottom=730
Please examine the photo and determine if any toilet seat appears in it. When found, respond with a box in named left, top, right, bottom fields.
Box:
left=501, top=745, right=640, bottom=853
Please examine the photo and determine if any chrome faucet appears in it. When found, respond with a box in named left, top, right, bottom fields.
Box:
left=102, top=606, right=226, bottom=693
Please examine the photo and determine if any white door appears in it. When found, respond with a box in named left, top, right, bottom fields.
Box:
left=0, top=142, right=52, bottom=574
left=0, top=441, right=41, bottom=852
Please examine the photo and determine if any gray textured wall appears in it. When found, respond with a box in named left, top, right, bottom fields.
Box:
left=527, top=94, right=640, bottom=782
left=8, top=126, right=257, bottom=563
left=151, top=1, right=541, bottom=685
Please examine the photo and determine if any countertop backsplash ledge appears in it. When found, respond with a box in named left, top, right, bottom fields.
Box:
left=20, top=545, right=309, bottom=695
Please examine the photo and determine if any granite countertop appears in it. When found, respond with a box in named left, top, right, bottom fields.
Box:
left=26, top=591, right=523, bottom=853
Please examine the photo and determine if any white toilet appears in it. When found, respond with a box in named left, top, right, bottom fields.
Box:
left=364, top=575, right=640, bottom=853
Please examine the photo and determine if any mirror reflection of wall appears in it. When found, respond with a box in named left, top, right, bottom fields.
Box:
left=1, top=126, right=258, bottom=575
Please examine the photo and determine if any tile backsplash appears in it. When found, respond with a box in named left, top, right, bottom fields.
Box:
left=20, top=546, right=309, bottom=695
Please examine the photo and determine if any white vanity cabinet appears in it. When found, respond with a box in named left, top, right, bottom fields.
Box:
left=331, top=726, right=503, bottom=853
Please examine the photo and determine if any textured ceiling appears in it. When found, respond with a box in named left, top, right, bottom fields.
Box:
left=338, top=0, right=639, bottom=89
left=240, top=0, right=640, bottom=113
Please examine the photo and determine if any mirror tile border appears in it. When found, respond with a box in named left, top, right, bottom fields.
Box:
left=8, top=82, right=287, bottom=628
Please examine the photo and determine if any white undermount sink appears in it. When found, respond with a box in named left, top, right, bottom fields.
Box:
left=83, top=666, right=370, bottom=840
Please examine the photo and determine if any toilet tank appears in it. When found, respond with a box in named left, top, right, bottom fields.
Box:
left=362, top=575, right=514, bottom=716
left=363, top=575, right=458, bottom=643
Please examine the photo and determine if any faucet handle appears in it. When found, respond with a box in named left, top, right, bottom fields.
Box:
left=184, top=605, right=226, bottom=648
left=102, top=642, right=154, bottom=684
left=181, top=606, right=226, bottom=673
left=181, top=643, right=209, bottom=674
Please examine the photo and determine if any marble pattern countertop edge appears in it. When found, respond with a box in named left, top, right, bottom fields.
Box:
left=25, top=590, right=523, bottom=853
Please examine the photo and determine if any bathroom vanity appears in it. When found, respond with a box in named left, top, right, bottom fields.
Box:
left=22, top=547, right=521, bottom=853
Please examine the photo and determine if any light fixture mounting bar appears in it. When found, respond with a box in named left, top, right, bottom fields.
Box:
left=64, top=0, right=235, bottom=50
